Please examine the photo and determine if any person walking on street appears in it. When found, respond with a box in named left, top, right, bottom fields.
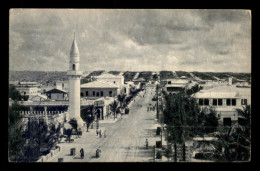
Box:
left=99, top=129, right=102, bottom=138
left=145, top=139, right=149, bottom=149
left=104, top=130, right=106, bottom=138
left=96, top=129, right=99, bottom=136
left=80, top=148, right=84, bottom=159
left=96, top=146, right=101, bottom=158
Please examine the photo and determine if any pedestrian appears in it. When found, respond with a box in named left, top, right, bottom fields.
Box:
left=96, top=146, right=101, bottom=158
left=145, top=139, right=149, bottom=149
left=104, top=130, right=106, bottom=138
left=96, top=129, right=99, bottom=136
left=99, top=129, right=102, bottom=138
left=80, top=148, right=84, bottom=159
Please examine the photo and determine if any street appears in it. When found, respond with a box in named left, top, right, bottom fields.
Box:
left=48, top=84, right=164, bottom=162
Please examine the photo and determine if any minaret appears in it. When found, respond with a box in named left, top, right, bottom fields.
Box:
left=67, top=33, right=84, bottom=126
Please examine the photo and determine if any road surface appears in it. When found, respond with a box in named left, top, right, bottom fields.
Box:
left=48, top=84, right=163, bottom=162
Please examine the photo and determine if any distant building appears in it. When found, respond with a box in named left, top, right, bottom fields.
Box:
left=55, top=80, right=69, bottom=92
left=15, top=81, right=41, bottom=97
left=45, top=88, right=68, bottom=100
left=132, top=77, right=146, bottom=89
left=164, top=79, right=191, bottom=93
left=193, top=85, right=251, bottom=125
left=95, top=73, right=125, bottom=94
left=80, top=80, right=119, bottom=100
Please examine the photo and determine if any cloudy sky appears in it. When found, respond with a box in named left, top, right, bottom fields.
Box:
left=9, top=9, right=251, bottom=72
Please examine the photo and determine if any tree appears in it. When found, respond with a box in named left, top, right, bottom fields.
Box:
left=117, top=94, right=126, bottom=116
left=69, top=118, right=79, bottom=137
left=9, top=85, right=29, bottom=101
left=204, top=109, right=219, bottom=134
left=21, top=119, right=59, bottom=162
left=8, top=101, right=25, bottom=161
left=163, top=92, right=202, bottom=161
left=217, top=105, right=251, bottom=161
left=9, top=85, right=22, bottom=101
left=117, top=94, right=126, bottom=108
left=109, top=100, right=119, bottom=120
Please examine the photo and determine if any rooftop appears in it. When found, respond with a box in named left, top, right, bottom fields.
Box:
left=166, top=79, right=190, bottom=84
left=18, top=81, right=38, bottom=85
left=193, top=85, right=251, bottom=98
left=81, top=80, right=119, bottom=88
left=96, top=73, right=124, bottom=78
left=45, top=88, right=67, bottom=94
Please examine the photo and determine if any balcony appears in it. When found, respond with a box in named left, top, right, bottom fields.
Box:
left=67, top=70, right=83, bottom=76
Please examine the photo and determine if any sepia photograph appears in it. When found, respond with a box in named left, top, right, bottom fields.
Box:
left=8, top=9, right=251, bottom=162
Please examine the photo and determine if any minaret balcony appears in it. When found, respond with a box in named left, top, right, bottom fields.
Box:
left=67, top=70, right=83, bottom=76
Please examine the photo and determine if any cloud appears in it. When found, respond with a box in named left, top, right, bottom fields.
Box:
left=9, top=9, right=251, bottom=73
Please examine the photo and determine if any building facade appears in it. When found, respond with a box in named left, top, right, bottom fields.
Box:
left=45, top=88, right=68, bottom=101
left=193, top=85, right=251, bottom=124
left=95, top=73, right=124, bottom=93
left=81, top=81, right=118, bottom=100
left=15, top=82, right=41, bottom=97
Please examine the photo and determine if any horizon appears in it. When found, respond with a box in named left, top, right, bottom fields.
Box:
left=9, top=70, right=251, bottom=74
left=9, top=9, right=251, bottom=73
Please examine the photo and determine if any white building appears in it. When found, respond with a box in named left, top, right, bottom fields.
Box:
left=55, top=80, right=69, bottom=91
left=193, top=85, right=251, bottom=124
left=164, top=79, right=191, bottom=92
left=80, top=80, right=119, bottom=100
left=95, top=73, right=125, bottom=94
left=15, top=82, right=41, bottom=97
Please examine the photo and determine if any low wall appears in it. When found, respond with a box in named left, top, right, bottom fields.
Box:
left=36, top=146, right=61, bottom=162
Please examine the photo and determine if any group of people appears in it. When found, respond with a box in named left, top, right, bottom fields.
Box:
left=96, top=129, right=106, bottom=138
left=147, top=103, right=156, bottom=111
left=78, top=146, right=102, bottom=159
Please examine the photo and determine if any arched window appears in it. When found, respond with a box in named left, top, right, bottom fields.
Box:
left=72, top=64, right=75, bottom=71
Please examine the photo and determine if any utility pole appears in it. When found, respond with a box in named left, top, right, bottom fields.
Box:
left=156, top=84, right=159, bottom=119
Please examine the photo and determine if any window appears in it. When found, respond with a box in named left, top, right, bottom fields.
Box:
left=232, top=99, right=236, bottom=106
left=213, top=99, right=217, bottom=106
left=204, top=99, right=209, bottom=106
left=218, top=99, right=223, bottom=106
left=199, top=99, right=203, bottom=105
left=109, top=91, right=112, bottom=97
left=101, top=91, right=103, bottom=96
left=114, top=81, right=116, bottom=84
left=80, top=93, right=83, bottom=97
left=72, top=64, right=75, bottom=70
left=93, top=91, right=95, bottom=96
left=97, top=92, right=99, bottom=97
left=86, top=91, right=88, bottom=96
left=226, top=99, right=231, bottom=106
left=62, top=83, right=64, bottom=88
left=241, top=99, right=247, bottom=105
left=168, top=81, right=171, bottom=84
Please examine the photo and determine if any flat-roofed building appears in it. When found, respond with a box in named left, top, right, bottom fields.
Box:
left=15, top=81, right=41, bottom=97
left=164, top=79, right=191, bottom=92
left=193, top=85, right=251, bottom=124
left=55, top=80, right=69, bottom=91
left=95, top=73, right=124, bottom=93
left=81, top=80, right=118, bottom=100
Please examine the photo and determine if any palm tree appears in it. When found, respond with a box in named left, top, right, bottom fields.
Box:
left=217, top=105, right=251, bottom=161
left=109, top=100, right=119, bottom=120
left=117, top=94, right=126, bottom=116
